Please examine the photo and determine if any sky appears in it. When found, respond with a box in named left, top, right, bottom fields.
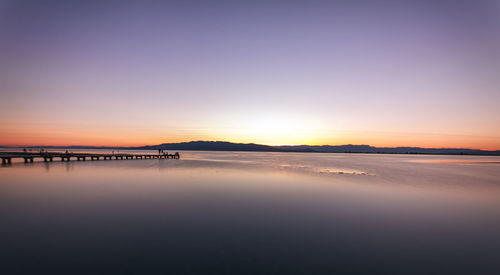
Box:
left=1, top=0, right=499, bottom=149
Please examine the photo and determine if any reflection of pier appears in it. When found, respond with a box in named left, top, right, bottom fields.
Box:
left=1, top=152, right=180, bottom=164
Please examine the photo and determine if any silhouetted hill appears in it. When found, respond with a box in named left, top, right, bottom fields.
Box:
left=134, top=141, right=500, bottom=155
left=139, top=141, right=288, bottom=152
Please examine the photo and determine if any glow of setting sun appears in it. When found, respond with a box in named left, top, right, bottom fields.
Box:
left=208, top=112, right=328, bottom=145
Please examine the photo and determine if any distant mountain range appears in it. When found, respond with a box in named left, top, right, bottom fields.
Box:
left=141, top=141, right=500, bottom=155
left=12, top=141, right=499, bottom=155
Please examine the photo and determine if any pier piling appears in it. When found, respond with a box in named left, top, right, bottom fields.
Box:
left=0, top=151, right=180, bottom=164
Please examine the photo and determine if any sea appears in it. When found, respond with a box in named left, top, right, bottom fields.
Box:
left=1, top=150, right=499, bottom=274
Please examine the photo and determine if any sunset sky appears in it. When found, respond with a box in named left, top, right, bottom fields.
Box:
left=1, top=0, right=499, bottom=149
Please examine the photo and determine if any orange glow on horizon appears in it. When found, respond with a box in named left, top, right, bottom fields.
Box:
left=1, top=112, right=499, bottom=150
left=1, top=131, right=499, bottom=151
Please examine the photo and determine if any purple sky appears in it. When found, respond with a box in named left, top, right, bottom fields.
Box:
left=1, top=0, right=499, bottom=148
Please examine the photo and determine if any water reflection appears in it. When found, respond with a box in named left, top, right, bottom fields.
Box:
left=1, top=151, right=499, bottom=274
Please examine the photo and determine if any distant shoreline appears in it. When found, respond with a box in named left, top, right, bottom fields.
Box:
left=1, top=141, right=499, bottom=156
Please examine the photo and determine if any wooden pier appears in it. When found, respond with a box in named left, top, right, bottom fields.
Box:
left=0, top=151, right=180, bottom=165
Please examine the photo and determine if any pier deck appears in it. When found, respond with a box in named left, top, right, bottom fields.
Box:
left=0, top=152, right=180, bottom=164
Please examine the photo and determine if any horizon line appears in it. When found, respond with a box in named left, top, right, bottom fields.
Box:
left=0, top=140, right=499, bottom=152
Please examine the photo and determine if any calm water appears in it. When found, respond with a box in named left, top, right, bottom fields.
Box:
left=1, top=151, right=500, bottom=274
